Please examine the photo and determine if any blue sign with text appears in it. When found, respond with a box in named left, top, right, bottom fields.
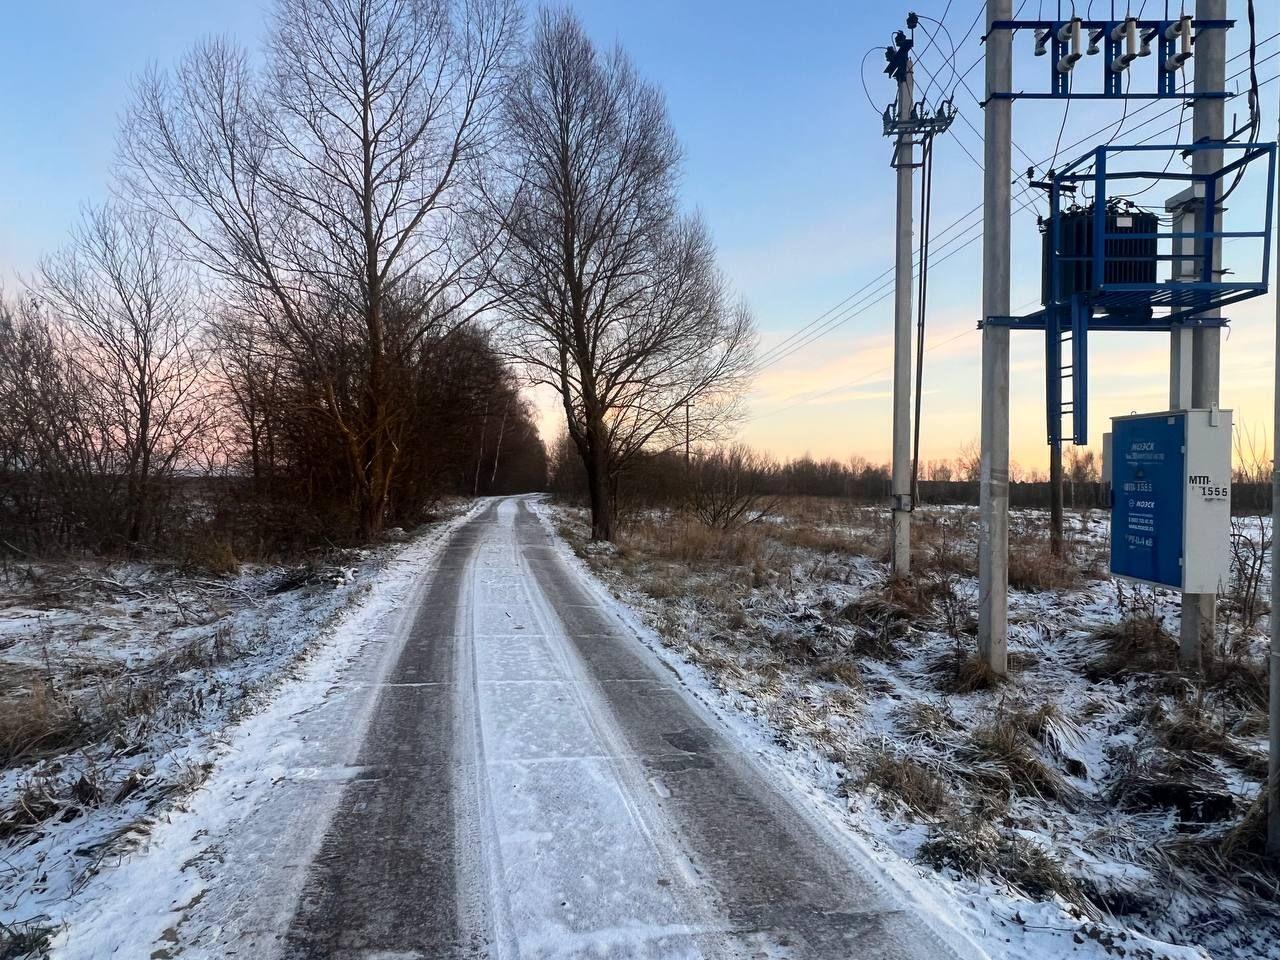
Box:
left=1111, top=413, right=1185, bottom=588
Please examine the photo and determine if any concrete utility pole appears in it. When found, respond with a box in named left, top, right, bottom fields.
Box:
left=1268, top=74, right=1280, bottom=862
left=1176, top=0, right=1227, bottom=674
left=979, top=0, right=1013, bottom=674
left=891, top=58, right=915, bottom=577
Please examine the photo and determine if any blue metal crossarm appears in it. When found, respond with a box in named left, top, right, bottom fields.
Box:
left=987, top=19, right=1234, bottom=31
left=985, top=313, right=1229, bottom=333
left=989, top=92, right=1230, bottom=101
left=984, top=18, right=1234, bottom=103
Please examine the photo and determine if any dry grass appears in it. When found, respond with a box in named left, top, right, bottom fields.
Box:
left=0, top=920, right=54, bottom=960
left=1158, top=702, right=1268, bottom=779
left=858, top=746, right=951, bottom=818
left=181, top=536, right=240, bottom=576
left=1170, top=793, right=1280, bottom=902
left=836, top=574, right=963, bottom=660
left=811, top=658, right=863, bottom=688
left=0, top=681, right=84, bottom=769
left=772, top=523, right=883, bottom=560
left=898, top=701, right=964, bottom=742
left=911, top=512, right=977, bottom=577
left=620, top=515, right=767, bottom=567
left=962, top=717, right=1074, bottom=803
left=931, top=650, right=1006, bottom=693
left=1110, top=748, right=1236, bottom=824
left=1007, top=537, right=1084, bottom=592
left=1085, top=613, right=1177, bottom=679
left=920, top=814, right=1092, bottom=911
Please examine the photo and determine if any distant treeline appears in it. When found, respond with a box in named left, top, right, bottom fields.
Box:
left=548, top=438, right=1272, bottom=521
left=1, top=293, right=546, bottom=558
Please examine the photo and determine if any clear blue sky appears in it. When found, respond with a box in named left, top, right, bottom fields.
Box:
left=2, top=1, right=1277, bottom=469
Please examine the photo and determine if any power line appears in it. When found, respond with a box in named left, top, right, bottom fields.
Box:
left=750, top=111, right=1275, bottom=416
left=753, top=179, right=1049, bottom=386
left=758, top=46, right=1280, bottom=373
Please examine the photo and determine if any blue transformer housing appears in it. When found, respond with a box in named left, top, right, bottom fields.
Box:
left=1110, top=413, right=1186, bottom=588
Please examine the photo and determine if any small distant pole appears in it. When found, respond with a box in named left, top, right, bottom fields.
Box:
left=1268, top=78, right=1280, bottom=861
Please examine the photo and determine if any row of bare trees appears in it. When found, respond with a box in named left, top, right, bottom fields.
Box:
left=4, top=0, right=756, bottom=552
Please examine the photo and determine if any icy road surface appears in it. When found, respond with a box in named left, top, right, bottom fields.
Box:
left=58, top=497, right=979, bottom=960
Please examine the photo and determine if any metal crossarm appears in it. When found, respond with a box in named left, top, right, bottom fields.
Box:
left=984, top=18, right=1234, bottom=102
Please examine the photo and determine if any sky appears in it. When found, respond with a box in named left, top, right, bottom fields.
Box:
left=1, top=0, right=1277, bottom=474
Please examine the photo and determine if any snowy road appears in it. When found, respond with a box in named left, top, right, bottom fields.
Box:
left=62, top=497, right=977, bottom=959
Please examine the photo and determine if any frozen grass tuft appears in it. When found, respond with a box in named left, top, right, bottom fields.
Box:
left=931, top=650, right=1006, bottom=693
left=0, top=681, right=84, bottom=768
left=0, top=919, right=54, bottom=960
left=857, top=745, right=951, bottom=818
left=962, top=718, right=1075, bottom=803
left=920, top=815, right=1092, bottom=912
left=1085, top=611, right=1177, bottom=679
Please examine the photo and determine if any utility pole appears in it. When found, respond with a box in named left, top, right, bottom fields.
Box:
left=1269, top=73, right=1280, bottom=862
left=1176, top=0, right=1226, bottom=674
left=979, top=0, right=1013, bottom=675
left=890, top=37, right=915, bottom=577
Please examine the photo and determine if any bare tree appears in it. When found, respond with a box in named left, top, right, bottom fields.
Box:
left=37, top=205, right=208, bottom=548
left=211, top=307, right=286, bottom=493
left=955, top=440, right=982, bottom=482
left=492, top=9, right=754, bottom=540
left=925, top=459, right=954, bottom=482
left=1065, top=446, right=1100, bottom=484
left=121, top=0, right=519, bottom=536
left=688, top=445, right=777, bottom=530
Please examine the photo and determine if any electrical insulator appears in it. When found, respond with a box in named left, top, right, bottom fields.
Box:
left=1139, top=28, right=1158, bottom=57
left=1165, top=16, right=1193, bottom=72
left=1056, top=18, right=1083, bottom=73
left=1110, top=17, right=1139, bottom=73
left=1034, top=29, right=1050, bottom=56
left=1087, top=29, right=1103, bottom=56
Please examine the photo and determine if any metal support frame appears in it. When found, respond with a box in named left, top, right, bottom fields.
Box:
left=883, top=99, right=957, bottom=140
left=985, top=18, right=1233, bottom=101
left=982, top=139, right=1275, bottom=445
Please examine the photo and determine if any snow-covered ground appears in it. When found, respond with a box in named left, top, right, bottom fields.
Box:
left=0, top=502, right=474, bottom=956
left=541, top=497, right=1278, bottom=960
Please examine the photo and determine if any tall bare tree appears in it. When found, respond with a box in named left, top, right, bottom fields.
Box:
left=121, top=0, right=519, bottom=536
left=37, top=205, right=208, bottom=548
left=492, top=9, right=754, bottom=541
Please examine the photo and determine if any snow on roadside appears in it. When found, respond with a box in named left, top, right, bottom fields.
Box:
left=534, top=497, right=1276, bottom=960
left=0, top=501, right=478, bottom=954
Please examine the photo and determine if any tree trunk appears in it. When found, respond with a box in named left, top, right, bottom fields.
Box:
left=584, top=421, right=614, bottom=541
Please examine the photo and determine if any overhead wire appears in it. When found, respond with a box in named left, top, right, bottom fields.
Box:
left=752, top=17, right=1279, bottom=383
left=911, top=132, right=936, bottom=505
